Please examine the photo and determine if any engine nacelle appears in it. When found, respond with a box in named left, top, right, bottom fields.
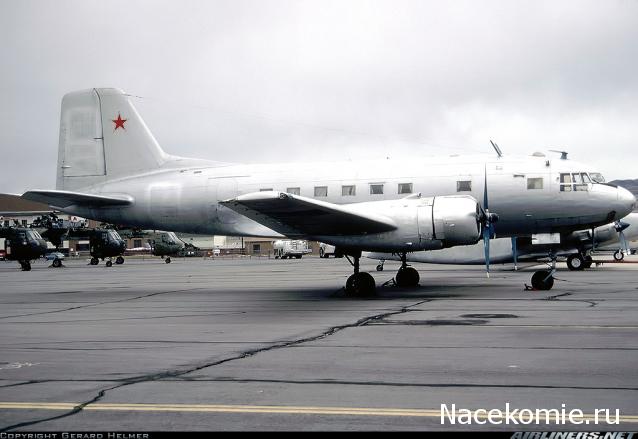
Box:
left=432, top=195, right=482, bottom=247
left=316, top=195, right=482, bottom=253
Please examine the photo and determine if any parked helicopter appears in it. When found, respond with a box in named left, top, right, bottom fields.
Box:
left=0, top=224, right=48, bottom=271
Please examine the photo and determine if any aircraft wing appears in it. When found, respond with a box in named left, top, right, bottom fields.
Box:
left=22, top=190, right=134, bottom=208
left=220, top=191, right=397, bottom=237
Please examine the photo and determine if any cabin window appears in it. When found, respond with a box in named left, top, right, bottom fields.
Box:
left=398, top=183, right=413, bottom=194
left=457, top=180, right=472, bottom=192
left=286, top=187, right=300, bottom=195
left=370, top=184, right=384, bottom=195
left=527, top=177, right=543, bottom=189
left=252, top=244, right=261, bottom=254
left=342, top=185, right=356, bottom=196
left=134, top=239, right=142, bottom=248
left=314, top=186, right=328, bottom=197
left=21, top=219, right=28, bottom=226
left=259, top=188, right=273, bottom=192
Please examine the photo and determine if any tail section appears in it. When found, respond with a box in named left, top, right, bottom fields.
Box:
left=56, top=88, right=169, bottom=191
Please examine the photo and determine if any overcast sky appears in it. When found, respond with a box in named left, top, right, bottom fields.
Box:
left=1, top=0, right=637, bottom=193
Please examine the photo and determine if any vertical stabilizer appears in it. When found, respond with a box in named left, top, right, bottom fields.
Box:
left=57, top=88, right=168, bottom=191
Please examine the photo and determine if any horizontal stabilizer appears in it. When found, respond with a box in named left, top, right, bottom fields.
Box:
left=22, top=190, right=133, bottom=208
left=220, top=191, right=396, bottom=237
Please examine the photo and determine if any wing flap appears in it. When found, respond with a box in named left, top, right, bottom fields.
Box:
left=220, top=191, right=396, bottom=236
left=22, top=190, right=133, bottom=208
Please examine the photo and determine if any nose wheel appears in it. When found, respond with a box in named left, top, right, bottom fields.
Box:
left=115, top=256, right=125, bottom=265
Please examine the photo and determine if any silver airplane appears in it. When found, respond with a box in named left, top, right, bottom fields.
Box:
left=367, top=212, right=638, bottom=274
left=21, top=88, right=636, bottom=295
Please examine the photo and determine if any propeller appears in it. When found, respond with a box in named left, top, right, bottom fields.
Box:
left=614, top=220, right=631, bottom=254
left=481, top=165, right=499, bottom=278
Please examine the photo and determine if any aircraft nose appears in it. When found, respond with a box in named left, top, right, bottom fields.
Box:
left=618, top=186, right=637, bottom=213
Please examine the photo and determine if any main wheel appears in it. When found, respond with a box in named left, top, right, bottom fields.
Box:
left=345, top=272, right=376, bottom=297
left=106, top=260, right=113, bottom=267
left=296, top=255, right=302, bottom=259
left=20, top=261, right=31, bottom=271
left=531, top=270, right=554, bottom=290
left=613, top=250, right=624, bottom=261
left=165, top=257, right=171, bottom=264
left=395, top=266, right=420, bottom=287
left=319, top=248, right=326, bottom=258
left=90, top=257, right=99, bottom=265
left=116, top=256, right=125, bottom=265
left=376, top=264, right=384, bottom=272
left=566, top=254, right=585, bottom=271
left=583, top=255, right=593, bottom=269
left=52, top=258, right=62, bottom=268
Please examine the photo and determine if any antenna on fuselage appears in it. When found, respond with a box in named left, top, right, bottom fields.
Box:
left=489, top=140, right=503, bottom=157
left=549, top=150, right=569, bottom=160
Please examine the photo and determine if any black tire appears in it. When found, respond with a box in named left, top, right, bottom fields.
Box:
left=531, top=270, right=554, bottom=290
left=613, top=250, right=624, bottom=261
left=165, top=257, right=171, bottom=264
left=395, top=266, right=420, bottom=287
left=566, top=254, right=584, bottom=271
left=91, top=257, right=99, bottom=265
left=106, top=260, right=113, bottom=267
left=376, top=264, right=384, bottom=272
left=319, top=248, right=326, bottom=258
left=116, top=256, right=125, bottom=265
left=52, top=259, right=62, bottom=268
left=296, top=255, right=302, bottom=259
left=345, top=272, right=376, bottom=297
left=20, top=261, right=31, bottom=271
left=583, top=255, right=593, bottom=269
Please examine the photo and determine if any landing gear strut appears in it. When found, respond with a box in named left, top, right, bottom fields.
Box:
left=530, top=252, right=556, bottom=290
left=395, top=253, right=419, bottom=287
left=344, top=252, right=376, bottom=297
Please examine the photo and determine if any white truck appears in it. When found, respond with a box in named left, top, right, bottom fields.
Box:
left=273, top=240, right=312, bottom=259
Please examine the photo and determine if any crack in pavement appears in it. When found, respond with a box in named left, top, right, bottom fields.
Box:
left=0, top=288, right=205, bottom=320
left=0, top=299, right=429, bottom=431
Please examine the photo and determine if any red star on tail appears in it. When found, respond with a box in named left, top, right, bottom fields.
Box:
left=112, top=113, right=127, bottom=130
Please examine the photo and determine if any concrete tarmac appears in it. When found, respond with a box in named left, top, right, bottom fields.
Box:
left=0, top=255, right=637, bottom=431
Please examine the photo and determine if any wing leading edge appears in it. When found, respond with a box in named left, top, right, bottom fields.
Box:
left=22, top=190, right=134, bottom=208
left=220, top=191, right=397, bottom=237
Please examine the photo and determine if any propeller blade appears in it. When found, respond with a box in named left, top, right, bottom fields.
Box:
left=619, top=230, right=629, bottom=253
left=483, top=226, right=490, bottom=278
left=483, top=165, right=489, bottom=211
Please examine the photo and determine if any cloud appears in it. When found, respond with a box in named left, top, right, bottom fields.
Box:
left=1, top=0, right=637, bottom=193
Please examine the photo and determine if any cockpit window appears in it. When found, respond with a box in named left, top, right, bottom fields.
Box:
left=589, top=172, right=605, bottom=183
left=108, top=231, right=120, bottom=241
left=30, top=231, right=42, bottom=240
left=561, top=172, right=592, bottom=191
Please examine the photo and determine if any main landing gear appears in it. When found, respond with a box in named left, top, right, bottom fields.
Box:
left=529, top=252, right=557, bottom=291
left=395, top=252, right=420, bottom=288
left=566, top=253, right=593, bottom=271
left=344, top=253, right=376, bottom=297
left=19, top=260, right=31, bottom=271
left=90, top=256, right=125, bottom=266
